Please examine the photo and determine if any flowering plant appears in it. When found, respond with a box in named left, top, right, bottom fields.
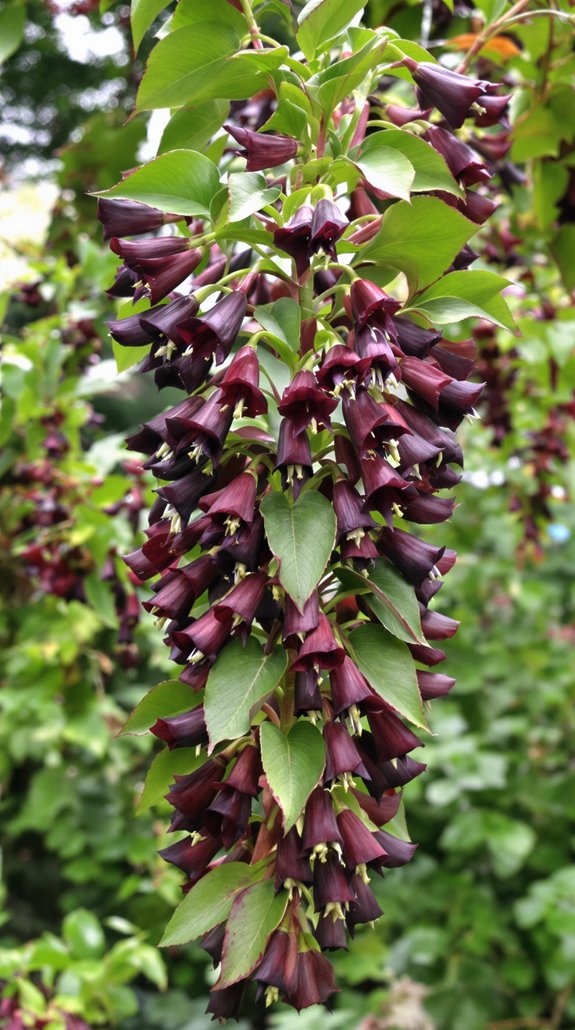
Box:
left=99, top=0, right=514, bottom=1016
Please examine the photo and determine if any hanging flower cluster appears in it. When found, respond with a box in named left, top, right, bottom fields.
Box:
left=101, top=0, right=514, bottom=1017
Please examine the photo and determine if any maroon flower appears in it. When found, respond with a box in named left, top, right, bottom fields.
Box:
left=350, top=279, right=402, bottom=329
left=151, top=705, right=207, bottom=748
left=337, top=808, right=388, bottom=870
left=399, top=356, right=453, bottom=411
left=285, top=949, right=338, bottom=1011
left=200, top=472, right=258, bottom=533
left=291, top=614, right=345, bottom=672
left=206, top=984, right=245, bottom=1022
left=133, top=249, right=202, bottom=305
left=346, top=874, right=383, bottom=932
left=315, top=910, right=348, bottom=950
left=333, top=479, right=375, bottom=547
left=276, top=419, right=312, bottom=495
left=225, top=744, right=261, bottom=797
left=310, top=199, right=348, bottom=260
left=212, top=570, right=268, bottom=630
left=329, top=656, right=372, bottom=715
left=225, top=123, right=298, bottom=171
left=275, top=827, right=313, bottom=890
left=343, top=390, right=408, bottom=455
left=254, top=929, right=299, bottom=997
left=97, top=197, right=179, bottom=240
left=158, top=831, right=220, bottom=883
left=165, top=757, right=224, bottom=820
left=274, top=206, right=313, bottom=277
left=313, top=850, right=356, bottom=909
left=172, top=608, right=233, bottom=662
left=394, top=315, right=442, bottom=358
left=219, top=345, right=267, bottom=417
left=406, top=59, right=498, bottom=129
left=302, top=788, right=343, bottom=855
left=284, top=591, right=321, bottom=644
left=278, top=370, right=338, bottom=435
left=364, top=701, right=422, bottom=762
left=175, top=292, right=247, bottom=365
left=379, top=527, right=444, bottom=586
left=316, top=343, right=366, bottom=394
left=323, top=721, right=369, bottom=782
left=417, top=670, right=455, bottom=700
left=426, top=126, right=490, bottom=186
left=295, top=670, right=323, bottom=713
left=374, top=828, right=418, bottom=868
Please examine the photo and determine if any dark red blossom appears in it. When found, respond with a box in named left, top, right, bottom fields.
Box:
left=225, top=123, right=298, bottom=171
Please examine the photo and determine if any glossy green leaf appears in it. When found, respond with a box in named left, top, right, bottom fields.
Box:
left=261, top=491, right=336, bottom=613
left=227, top=172, right=281, bottom=223
left=137, top=24, right=288, bottom=110
left=309, top=35, right=388, bottom=117
left=297, top=0, right=366, bottom=60
left=356, top=130, right=462, bottom=197
left=62, top=910, right=105, bottom=960
left=0, top=3, right=25, bottom=65
left=255, top=298, right=301, bottom=353
left=218, top=880, right=288, bottom=987
left=348, top=623, right=427, bottom=730
left=362, top=197, right=476, bottom=293
left=131, top=0, right=171, bottom=52
left=160, top=863, right=264, bottom=946
left=122, top=680, right=197, bottom=735
left=365, top=560, right=425, bottom=644
left=410, top=270, right=514, bottom=332
left=94, top=149, right=220, bottom=218
left=354, top=145, right=415, bottom=202
left=83, top=574, right=118, bottom=630
left=170, top=0, right=245, bottom=33
left=260, top=721, right=325, bottom=832
left=137, top=748, right=203, bottom=812
left=205, top=638, right=287, bottom=747
left=159, top=101, right=229, bottom=154
left=261, top=82, right=315, bottom=139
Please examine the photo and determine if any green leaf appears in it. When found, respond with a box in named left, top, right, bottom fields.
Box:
left=205, top=638, right=287, bottom=747
left=131, top=0, right=170, bottom=52
left=409, top=270, right=514, bottom=332
left=62, top=910, right=105, bottom=960
left=261, top=491, right=336, bottom=613
left=0, top=2, right=25, bottom=65
left=361, top=197, right=476, bottom=293
left=112, top=338, right=150, bottom=374
left=160, top=862, right=264, bottom=946
left=354, top=146, right=415, bottom=202
left=309, top=35, right=388, bottom=118
left=159, top=101, right=229, bottom=154
left=137, top=23, right=288, bottom=110
left=255, top=298, right=302, bottom=353
left=364, top=560, right=425, bottom=644
left=260, top=721, right=325, bottom=832
left=171, top=0, right=245, bottom=34
left=218, top=880, right=288, bottom=987
left=137, top=748, right=203, bottom=812
left=510, top=105, right=562, bottom=162
left=122, top=680, right=198, bottom=735
left=227, top=172, right=281, bottom=223
left=261, top=82, right=315, bottom=139
left=348, top=623, right=427, bottom=730
left=297, top=0, right=366, bottom=60
left=550, top=225, right=575, bottom=293
left=356, top=130, right=462, bottom=197
left=94, top=150, right=220, bottom=218
left=83, top=573, right=118, bottom=629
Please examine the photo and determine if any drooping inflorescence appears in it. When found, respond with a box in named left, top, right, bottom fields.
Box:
left=101, top=1, right=514, bottom=1017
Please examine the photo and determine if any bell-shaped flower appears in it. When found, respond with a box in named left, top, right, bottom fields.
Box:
left=278, top=370, right=338, bottom=435
left=290, top=614, right=345, bottom=673
left=175, top=292, right=247, bottom=365
left=274, top=206, right=313, bottom=278
left=336, top=808, right=388, bottom=870
left=225, top=123, right=298, bottom=171
left=309, top=199, right=348, bottom=260
left=151, top=705, right=207, bottom=749
left=406, top=58, right=499, bottom=129
left=97, top=197, right=179, bottom=240
left=219, top=346, right=267, bottom=417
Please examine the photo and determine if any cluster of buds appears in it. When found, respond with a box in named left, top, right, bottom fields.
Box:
left=100, top=18, right=511, bottom=1018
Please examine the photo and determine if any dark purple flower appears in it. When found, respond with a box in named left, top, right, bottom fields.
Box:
left=364, top=700, right=422, bottom=761
left=403, top=493, right=455, bottom=524
left=474, top=92, right=512, bottom=128
left=360, top=453, right=408, bottom=523
left=106, top=303, right=164, bottom=347
left=396, top=431, right=441, bottom=472
left=291, top=614, right=345, bottom=673
left=284, top=591, right=320, bottom=643
left=329, top=656, right=372, bottom=715
left=417, top=670, right=455, bottom=700
left=406, top=59, right=498, bottom=129
left=346, top=874, right=383, bottom=932
left=254, top=929, right=299, bottom=996
left=151, top=705, right=207, bottom=748
left=165, top=757, right=224, bottom=820
left=168, top=388, right=234, bottom=464
left=97, top=197, right=179, bottom=240
left=316, top=344, right=366, bottom=394
left=225, top=744, right=261, bottom=797
left=159, top=831, right=220, bottom=883
left=385, top=103, right=431, bottom=126
left=285, top=949, right=338, bottom=1011
left=278, top=370, right=338, bottom=435
left=373, top=828, right=418, bottom=868
left=110, top=235, right=190, bottom=264
left=176, top=292, right=247, bottom=365
left=134, top=249, right=202, bottom=305
left=343, top=390, right=408, bottom=455
left=379, top=527, right=444, bottom=586
left=213, top=570, right=268, bottom=630
left=205, top=786, right=252, bottom=847
left=276, top=419, right=312, bottom=495
left=206, top=983, right=245, bottom=1022
left=333, top=479, right=375, bottom=550
left=313, top=850, right=356, bottom=910
left=302, top=787, right=343, bottom=856
left=140, top=295, right=199, bottom=345
left=393, top=315, right=441, bottom=358
left=459, top=189, right=499, bottom=224
left=172, top=609, right=233, bottom=662
left=399, top=356, right=453, bottom=411
left=353, top=788, right=402, bottom=827
left=274, top=206, right=313, bottom=278
left=336, top=808, right=387, bottom=870
left=275, top=827, right=313, bottom=890
left=219, top=345, right=267, bottom=417
left=225, top=123, right=298, bottom=171
left=309, top=199, right=348, bottom=260
left=315, top=910, right=348, bottom=950
left=295, top=670, right=324, bottom=713
left=420, top=608, right=459, bottom=640
left=350, top=279, right=402, bottom=329
left=426, top=126, right=490, bottom=186
left=158, top=467, right=215, bottom=525
left=200, top=472, right=258, bottom=533
left=323, top=721, right=369, bottom=782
